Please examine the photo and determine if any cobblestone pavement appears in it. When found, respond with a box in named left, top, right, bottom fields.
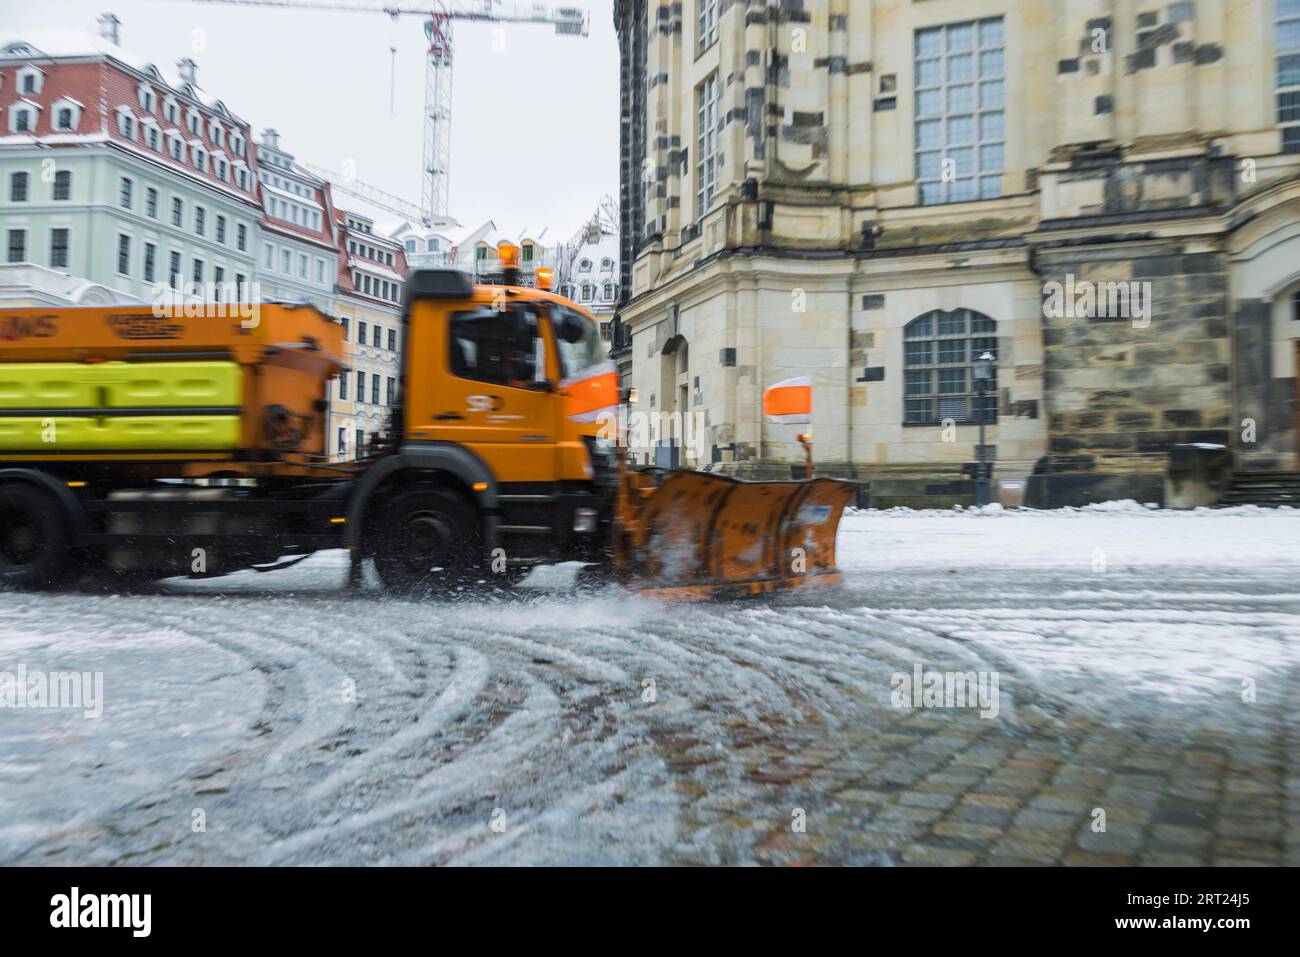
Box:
left=670, top=567, right=1300, bottom=866
left=2, top=551, right=1297, bottom=865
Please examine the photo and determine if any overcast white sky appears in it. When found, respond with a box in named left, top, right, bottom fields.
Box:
left=1, top=0, right=619, bottom=240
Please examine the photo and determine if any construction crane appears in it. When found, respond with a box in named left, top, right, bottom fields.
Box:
left=177, top=1, right=589, bottom=225
left=297, top=160, right=435, bottom=226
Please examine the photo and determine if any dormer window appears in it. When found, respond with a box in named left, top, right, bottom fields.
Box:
left=163, top=96, right=179, bottom=125
left=52, top=97, right=83, bottom=132
left=208, top=119, right=224, bottom=147
left=579, top=258, right=591, bottom=271
left=9, top=100, right=40, bottom=134
left=214, top=155, right=228, bottom=180
left=186, top=109, right=201, bottom=134
left=601, top=257, right=613, bottom=270
left=115, top=106, right=137, bottom=139
left=17, top=66, right=43, bottom=96
left=192, top=145, right=207, bottom=173
left=143, top=120, right=161, bottom=151
left=166, top=130, right=184, bottom=161
left=137, top=84, right=156, bottom=113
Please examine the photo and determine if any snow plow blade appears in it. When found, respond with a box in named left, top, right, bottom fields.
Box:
left=615, top=470, right=859, bottom=600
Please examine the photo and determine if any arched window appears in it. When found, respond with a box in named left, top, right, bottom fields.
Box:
left=603, top=282, right=614, bottom=300
left=902, top=309, right=997, bottom=424
left=581, top=283, right=594, bottom=301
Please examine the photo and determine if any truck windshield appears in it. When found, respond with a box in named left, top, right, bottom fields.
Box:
left=551, top=307, right=607, bottom=381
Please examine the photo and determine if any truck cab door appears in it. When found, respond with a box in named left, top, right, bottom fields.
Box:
left=426, top=304, right=562, bottom=485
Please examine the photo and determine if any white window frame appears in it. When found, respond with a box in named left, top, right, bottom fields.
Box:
left=1278, top=0, right=1300, bottom=153
left=695, top=72, right=720, bottom=218
left=116, top=106, right=137, bottom=140
left=913, top=16, right=1006, bottom=206
left=52, top=96, right=83, bottom=131
left=698, top=0, right=718, bottom=55
left=16, top=65, right=44, bottom=96
left=9, top=100, right=40, bottom=134
left=115, top=232, right=132, bottom=277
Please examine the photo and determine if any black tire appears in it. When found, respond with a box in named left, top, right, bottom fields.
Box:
left=0, top=483, right=70, bottom=591
left=371, top=487, right=481, bottom=596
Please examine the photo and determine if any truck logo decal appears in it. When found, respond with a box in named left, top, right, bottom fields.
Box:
left=467, top=394, right=502, bottom=412
left=0, top=314, right=58, bottom=340
left=107, top=314, right=184, bottom=340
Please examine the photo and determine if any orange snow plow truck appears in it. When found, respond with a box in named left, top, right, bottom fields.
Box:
left=0, top=265, right=855, bottom=599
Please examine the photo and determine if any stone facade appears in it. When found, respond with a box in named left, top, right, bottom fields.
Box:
left=613, top=0, right=1300, bottom=504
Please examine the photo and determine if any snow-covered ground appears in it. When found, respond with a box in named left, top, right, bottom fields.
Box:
left=2, top=504, right=1298, bottom=865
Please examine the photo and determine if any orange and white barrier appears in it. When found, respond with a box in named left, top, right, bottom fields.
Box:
left=762, top=375, right=812, bottom=424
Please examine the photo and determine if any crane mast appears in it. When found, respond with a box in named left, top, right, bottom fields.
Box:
left=175, top=0, right=589, bottom=224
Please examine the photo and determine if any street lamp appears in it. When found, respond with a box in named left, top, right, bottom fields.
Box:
left=972, top=351, right=995, bottom=507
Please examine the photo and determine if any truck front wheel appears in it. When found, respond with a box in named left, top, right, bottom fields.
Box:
left=372, top=487, right=480, bottom=596
left=0, top=484, right=70, bottom=590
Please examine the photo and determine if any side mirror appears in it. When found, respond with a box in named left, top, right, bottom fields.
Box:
left=556, top=313, right=586, bottom=344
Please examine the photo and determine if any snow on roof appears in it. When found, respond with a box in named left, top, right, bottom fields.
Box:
left=0, top=28, right=237, bottom=117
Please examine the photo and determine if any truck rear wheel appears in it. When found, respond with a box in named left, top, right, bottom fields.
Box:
left=372, top=487, right=480, bottom=596
left=0, top=484, right=70, bottom=590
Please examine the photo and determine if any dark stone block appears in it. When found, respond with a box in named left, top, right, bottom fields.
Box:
left=1163, top=409, right=1202, bottom=427
left=1087, top=432, right=1136, bottom=450
left=1126, top=47, right=1157, bottom=72
left=1051, top=435, right=1088, bottom=452
left=1189, top=300, right=1227, bottom=319
left=861, top=366, right=885, bottom=382
left=719, top=347, right=736, bottom=367
left=1205, top=318, right=1227, bottom=338
left=1090, top=390, right=1135, bottom=408
left=1096, top=95, right=1114, bottom=114
left=862, top=294, right=884, bottom=310
left=1180, top=252, right=1222, bottom=273
left=1132, top=255, right=1182, bottom=278
left=1116, top=411, right=1156, bottom=430
left=1173, top=41, right=1195, bottom=63
left=1058, top=58, right=1081, bottom=73
left=1194, top=43, right=1222, bottom=64
left=873, top=96, right=897, bottom=111
left=1136, top=430, right=1179, bottom=453
left=1167, top=2, right=1195, bottom=24
left=1140, top=23, right=1181, bottom=48
left=1189, top=273, right=1228, bottom=296
left=925, top=481, right=976, bottom=495
left=1137, top=11, right=1159, bottom=28
left=1206, top=363, right=1229, bottom=383
left=1075, top=412, right=1108, bottom=429
left=1137, top=345, right=1179, bottom=364
left=1025, top=472, right=1165, bottom=508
